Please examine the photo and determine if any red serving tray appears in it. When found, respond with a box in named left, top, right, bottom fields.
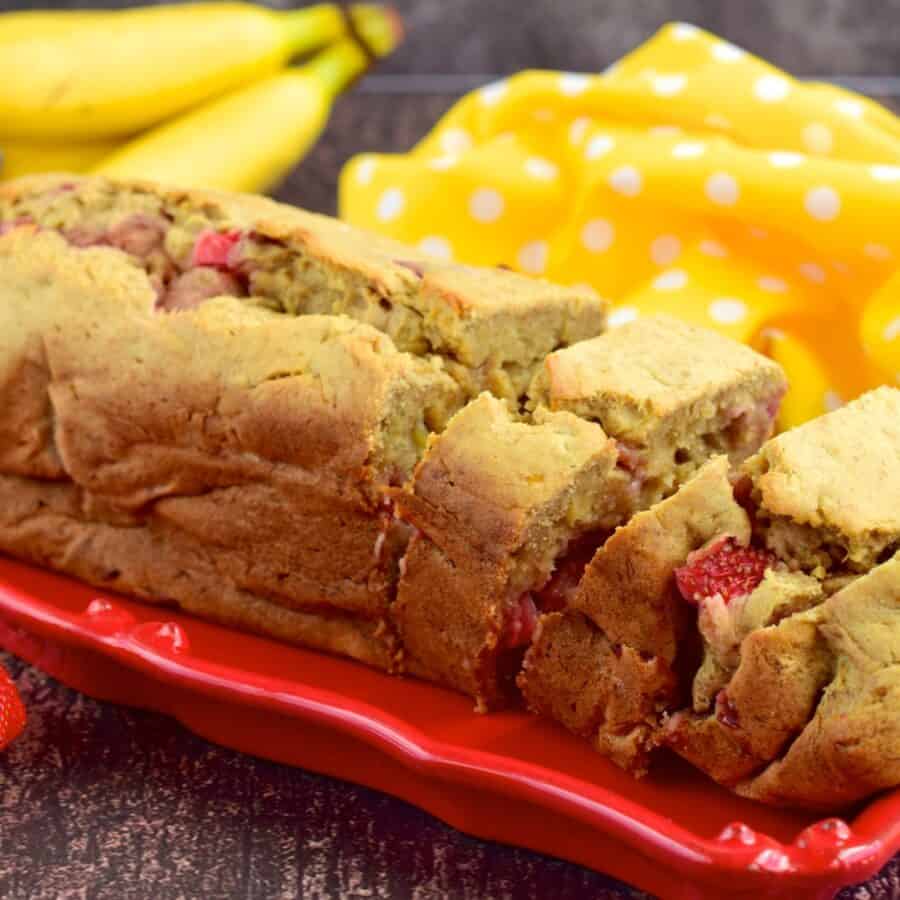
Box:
left=1, top=555, right=897, bottom=900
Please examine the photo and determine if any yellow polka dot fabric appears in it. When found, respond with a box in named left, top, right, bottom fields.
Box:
left=339, top=23, right=900, bottom=427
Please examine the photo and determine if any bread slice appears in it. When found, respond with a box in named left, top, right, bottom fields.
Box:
left=745, top=385, right=900, bottom=573
left=1, top=174, right=605, bottom=404
left=528, top=314, right=787, bottom=509
left=393, top=393, right=621, bottom=710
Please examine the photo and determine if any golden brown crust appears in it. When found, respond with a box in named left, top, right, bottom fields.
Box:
left=734, top=552, right=900, bottom=808
left=527, top=315, right=787, bottom=507
left=0, top=474, right=397, bottom=670
left=746, top=386, right=900, bottom=572
left=518, top=610, right=677, bottom=775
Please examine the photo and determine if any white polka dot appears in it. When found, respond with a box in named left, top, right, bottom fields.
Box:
left=479, top=80, right=508, bottom=106
left=376, top=187, right=405, bottom=222
left=609, top=166, right=643, bottom=196
left=532, top=108, right=556, bottom=123
left=559, top=73, right=590, bottom=95
left=354, top=157, right=377, bottom=185
left=671, top=22, right=699, bottom=40
left=524, top=156, right=559, bottom=180
left=758, top=275, right=788, bottom=293
left=704, top=113, right=732, bottom=130
left=884, top=317, right=900, bottom=341
left=608, top=306, right=639, bottom=327
left=834, top=98, right=864, bottom=118
left=705, top=172, right=740, bottom=206
left=650, top=235, right=681, bottom=266
left=427, top=155, right=459, bottom=170
left=469, top=188, right=505, bottom=223
left=699, top=239, right=729, bottom=257
left=708, top=297, right=748, bottom=324
left=585, top=134, right=615, bottom=159
left=652, top=73, right=687, bottom=96
left=864, top=242, right=892, bottom=260
left=712, top=41, right=744, bottom=62
left=417, top=236, right=453, bottom=261
left=804, top=186, right=841, bottom=222
left=439, top=128, right=473, bottom=155
left=672, top=141, right=706, bottom=159
left=760, top=327, right=786, bottom=342
left=754, top=74, right=791, bottom=102
left=769, top=151, right=804, bottom=168
left=799, top=262, right=826, bottom=283
left=649, top=125, right=683, bottom=137
left=581, top=219, right=615, bottom=253
left=517, top=240, right=548, bottom=274
left=824, top=390, right=844, bottom=411
left=569, top=116, right=592, bottom=145
left=653, top=269, right=688, bottom=291
left=803, top=122, right=833, bottom=154
left=871, top=165, right=900, bottom=182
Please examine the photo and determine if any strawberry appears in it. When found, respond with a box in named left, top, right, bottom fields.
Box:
left=191, top=229, right=242, bottom=269
left=0, top=665, right=25, bottom=751
left=675, top=535, right=775, bottom=605
left=502, top=593, right=538, bottom=649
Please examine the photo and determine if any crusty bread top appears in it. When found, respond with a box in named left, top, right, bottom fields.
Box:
left=748, top=386, right=900, bottom=550
left=398, top=392, right=620, bottom=567
left=528, top=314, right=786, bottom=433
left=0, top=175, right=605, bottom=378
left=0, top=227, right=461, bottom=490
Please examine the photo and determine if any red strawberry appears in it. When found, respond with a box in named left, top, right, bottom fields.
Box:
left=675, top=536, right=775, bottom=605
left=0, top=665, right=26, bottom=751
left=191, top=229, right=242, bottom=269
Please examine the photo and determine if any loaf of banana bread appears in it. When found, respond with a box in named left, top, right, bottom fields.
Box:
left=0, top=172, right=607, bottom=663
left=0, top=225, right=464, bottom=668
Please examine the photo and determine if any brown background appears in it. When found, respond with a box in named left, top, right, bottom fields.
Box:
left=2, top=1, right=900, bottom=897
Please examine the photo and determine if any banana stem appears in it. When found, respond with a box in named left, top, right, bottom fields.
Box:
left=303, top=7, right=402, bottom=96
left=280, top=3, right=345, bottom=57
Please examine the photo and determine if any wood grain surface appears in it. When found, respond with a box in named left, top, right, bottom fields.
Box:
left=2, top=1, right=900, bottom=896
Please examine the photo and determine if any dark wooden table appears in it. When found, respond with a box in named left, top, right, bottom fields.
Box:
left=3, top=1, right=900, bottom=895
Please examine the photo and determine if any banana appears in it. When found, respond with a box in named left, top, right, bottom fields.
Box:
left=0, top=137, right=121, bottom=181
left=0, top=3, right=381, bottom=140
left=93, top=10, right=403, bottom=194
left=0, top=9, right=109, bottom=44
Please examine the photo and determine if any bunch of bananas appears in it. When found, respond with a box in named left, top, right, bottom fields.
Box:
left=0, top=2, right=402, bottom=192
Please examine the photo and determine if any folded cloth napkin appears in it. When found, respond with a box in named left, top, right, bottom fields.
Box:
left=339, top=23, right=900, bottom=427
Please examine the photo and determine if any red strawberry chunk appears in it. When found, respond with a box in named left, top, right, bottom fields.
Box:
left=675, top=536, right=775, bottom=605
left=0, top=665, right=25, bottom=751
left=502, top=593, right=538, bottom=648
left=191, top=229, right=242, bottom=269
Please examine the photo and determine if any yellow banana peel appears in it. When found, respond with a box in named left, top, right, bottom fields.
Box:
left=0, top=9, right=109, bottom=44
left=93, top=11, right=403, bottom=194
left=0, top=137, right=121, bottom=181
left=0, top=2, right=372, bottom=140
